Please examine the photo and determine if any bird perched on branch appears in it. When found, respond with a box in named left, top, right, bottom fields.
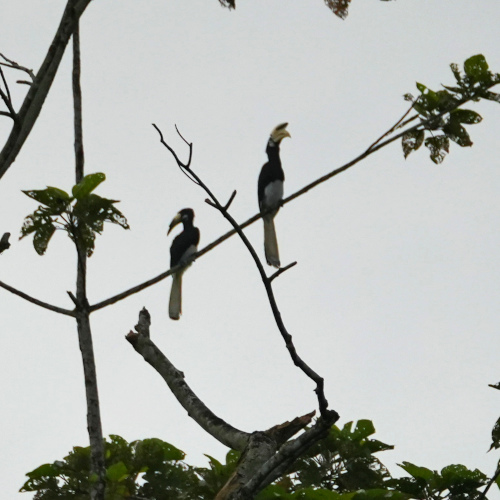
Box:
left=167, top=208, right=200, bottom=320
left=258, top=123, right=290, bottom=268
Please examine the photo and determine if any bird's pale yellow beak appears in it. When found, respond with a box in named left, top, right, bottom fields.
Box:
left=167, top=212, right=182, bottom=235
left=270, top=122, right=291, bottom=143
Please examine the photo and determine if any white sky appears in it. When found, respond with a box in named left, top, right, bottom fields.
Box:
left=2, top=0, right=500, bottom=498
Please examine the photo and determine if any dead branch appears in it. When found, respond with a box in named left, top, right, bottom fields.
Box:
left=126, top=315, right=250, bottom=451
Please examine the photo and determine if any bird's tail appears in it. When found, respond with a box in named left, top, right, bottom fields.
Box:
left=263, top=215, right=280, bottom=268
left=169, top=271, right=183, bottom=320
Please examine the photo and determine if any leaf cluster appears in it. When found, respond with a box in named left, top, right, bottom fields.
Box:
left=21, top=419, right=499, bottom=500
left=20, top=173, right=129, bottom=256
left=21, top=435, right=200, bottom=500
left=402, top=54, right=500, bottom=164
left=395, top=462, right=487, bottom=500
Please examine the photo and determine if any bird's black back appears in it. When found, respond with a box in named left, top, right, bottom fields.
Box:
left=170, top=226, right=200, bottom=267
left=258, top=139, right=285, bottom=208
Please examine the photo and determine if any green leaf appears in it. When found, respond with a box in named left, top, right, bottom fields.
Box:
left=33, top=220, right=56, bottom=255
left=464, top=54, right=490, bottom=83
left=22, top=187, right=72, bottom=215
left=398, top=462, right=435, bottom=482
left=443, top=119, right=472, bottom=147
left=440, top=464, right=487, bottom=492
left=351, top=419, right=376, bottom=440
left=291, top=487, right=344, bottom=499
left=26, top=463, right=59, bottom=480
left=20, top=209, right=57, bottom=255
left=352, top=489, right=409, bottom=500
left=73, top=194, right=129, bottom=232
left=451, top=109, right=482, bottom=124
left=402, top=130, right=425, bottom=158
left=416, top=82, right=427, bottom=93
left=72, top=172, right=106, bottom=199
left=106, top=461, right=129, bottom=482
left=489, top=417, right=500, bottom=451
left=256, top=484, right=291, bottom=499
left=425, top=136, right=449, bottom=164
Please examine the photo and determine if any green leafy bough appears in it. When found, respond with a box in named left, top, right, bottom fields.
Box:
left=20, top=172, right=129, bottom=257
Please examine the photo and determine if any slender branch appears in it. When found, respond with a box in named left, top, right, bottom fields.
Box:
left=0, top=52, right=35, bottom=82
left=90, top=89, right=500, bottom=314
left=89, top=266, right=176, bottom=312
left=365, top=104, right=416, bottom=152
left=479, top=461, right=500, bottom=500
left=0, top=279, right=75, bottom=316
left=156, top=126, right=332, bottom=416
left=72, top=24, right=84, bottom=184
left=71, top=22, right=105, bottom=500
left=0, top=67, right=15, bottom=115
left=269, top=261, right=297, bottom=283
left=126, top=321, right=250, bottom=451
left=0, top=0, right=94, bottom=180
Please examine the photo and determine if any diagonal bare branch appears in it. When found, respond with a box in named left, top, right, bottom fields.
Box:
left=0, top=0, right=94, bottom=180
left=126, top=319, right=250, bottom=451
left=0, top=279, right=76, bottom=316
left=155, top=125, right=334, bottom=417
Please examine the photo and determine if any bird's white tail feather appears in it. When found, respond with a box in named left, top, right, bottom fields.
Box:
left=264, top=216, right=280, bottom=268
left=169, top=272, right=183, bottom=320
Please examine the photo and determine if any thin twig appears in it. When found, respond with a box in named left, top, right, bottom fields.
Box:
left=0, top=66, right=12, bottom=107
left=0, top=52, right=35, bottom=81
left=365, top=104, right=416, bottom=152
left=156, top=125, right=332, bottom=416
left=478, top=462, right=500, bottom=500
left=224, top=190, right=237, bottom=211
left=269, top=262, right=297, bottom=282
left=0, top=279, right=75, bottom=316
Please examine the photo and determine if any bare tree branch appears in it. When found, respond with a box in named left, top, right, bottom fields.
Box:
left=233, top=415, right=337, bottom=499
left=0, top=0, right=94, bottom=180
left=71, top=21, right=105, bottom=500
left=126, top=307, right=333, bottom=499
left=269, top=261, right=297, bottom=283
left=155, top=125, right=334, bottom=418
left=0, top=52, right=35, bottom=82
left=0, top=279, right=76, bottom=316
left=126, top=320, right=250, bottom=451
left=89, top=88, right=500, bottom=314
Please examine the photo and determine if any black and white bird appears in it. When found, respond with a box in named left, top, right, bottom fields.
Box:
left=258, top=122, right=290, bottom=268
left=167, top=208, right=200, bottom=320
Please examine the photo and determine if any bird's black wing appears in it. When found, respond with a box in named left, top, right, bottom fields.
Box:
left=170, top=227, right=200, bottom=267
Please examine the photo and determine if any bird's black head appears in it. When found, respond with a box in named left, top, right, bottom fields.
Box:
left=168, top=208, right=195, bottom=234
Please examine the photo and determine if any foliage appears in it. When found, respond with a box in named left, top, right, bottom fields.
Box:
left=21, top=435, right=200, bottom=500
left=402, top=54, right=500, bottom=164
left=20, top=173, right=129, bottom=257
left=22, top=420, right=495, bottom=499
left=218, top=0, right=396, bottom=20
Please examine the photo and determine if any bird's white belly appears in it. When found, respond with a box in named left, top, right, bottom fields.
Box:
left=263, top=180, right=283, bottom=209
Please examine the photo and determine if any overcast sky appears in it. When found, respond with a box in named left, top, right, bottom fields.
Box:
left=2, top=1, right=500, bottom=498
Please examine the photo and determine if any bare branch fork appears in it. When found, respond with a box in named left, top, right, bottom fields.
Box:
left=126, top=309, right=339, bottom=499
left=153, top=123, right=334, bottom=418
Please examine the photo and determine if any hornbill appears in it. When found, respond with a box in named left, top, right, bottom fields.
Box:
left=258, top=122, right=290, bottom=268
left=167, top=208, right=200, bottom=320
